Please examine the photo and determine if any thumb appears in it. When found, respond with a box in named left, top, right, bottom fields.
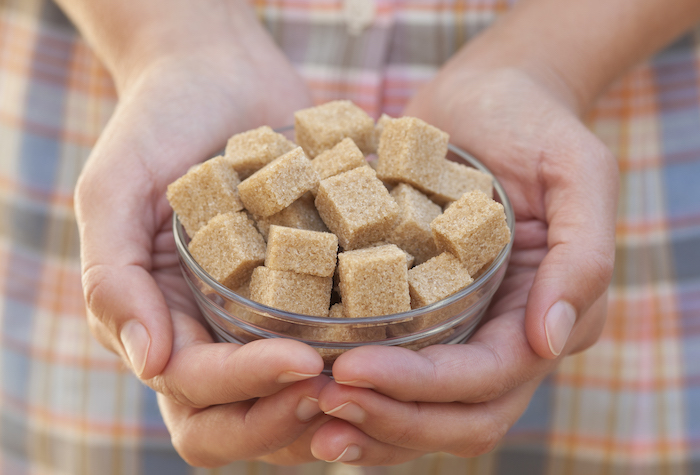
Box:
left=525, top=142, right=618, bottom=359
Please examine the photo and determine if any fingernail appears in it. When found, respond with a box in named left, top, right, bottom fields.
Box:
left=335, top=379, right=375, bottom=389
left=120, top=320, right=150, bottom=377
left=296, top=396, right=322, bottom=422
left=277, top=371, right=318, bottom=384
left=545, top=300, right=577, bottom=357
left=324, top=402, right=366, bottom=424
left=328, top=444, right=362, bottom=463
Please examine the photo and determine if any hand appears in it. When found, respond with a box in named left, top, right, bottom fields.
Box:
left=308, top=67, right=618, bottom=464
left=74, top=3, right=332, bottom=465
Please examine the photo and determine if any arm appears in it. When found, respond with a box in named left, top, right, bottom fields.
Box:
left=412, top=0, right=700, bottom=359
left=458, top=0, right=700, bottom=114
left=311, top=0, right=700, bottom=465
left=61, top=0, right=327, bottom=466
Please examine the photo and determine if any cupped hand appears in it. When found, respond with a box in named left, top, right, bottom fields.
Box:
left=74, top=9, right=331, bottom=465
left=309, top=67, right=618, bottom=464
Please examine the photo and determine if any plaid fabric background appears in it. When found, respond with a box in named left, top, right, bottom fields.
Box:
left=1, top=0, right=699, bottom=473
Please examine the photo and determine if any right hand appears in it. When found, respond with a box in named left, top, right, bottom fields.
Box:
left=74, top=1, right=332, bottom=465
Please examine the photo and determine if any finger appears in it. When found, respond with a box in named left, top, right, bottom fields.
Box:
left=310, top=418, right=426, bottom=465
left=258, top=413, right=335, bottom=465
left=82, top=263, right=173, bottom=379
left=75, top=77, right=247, bottom=379
left=149, top=310, right=324, bottom=407
left=316, top=377, right=541, bottom=458
left=160, top=374, right=332, bottom=467
left=525, top=129, right=618, bottom=358
left=332, top=308, right=553, bottom=404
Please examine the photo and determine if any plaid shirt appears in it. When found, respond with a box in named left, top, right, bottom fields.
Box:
left=1, top=0, right=699, bottom=473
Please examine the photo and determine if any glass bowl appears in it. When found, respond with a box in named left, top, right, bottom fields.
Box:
left=173, top=143, right=514, bottom=373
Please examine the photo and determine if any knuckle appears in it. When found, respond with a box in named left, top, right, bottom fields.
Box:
left=245, top=421, right=293, bottom=456
left=85, top=309, right=118, bottom=353
left=170, top=430, right=218, bottom=468
left=468, top=343, right=523, bottom=403
left=452, top=417, right=509, bottom=458
left=580, top=247, right=615, bottom=296
left=81, top=265, right=114, bottom=327
left=382, top=409, right=421, bottom=448
left=468, top=430, right=502, bottom=457
left=474, top=380, right=512, bottom=404
left=149, top=375, right=205, bottom=408
left=373, top=448, right=413, bottom=466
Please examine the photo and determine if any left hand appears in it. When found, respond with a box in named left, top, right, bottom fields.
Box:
left=308, top=65, right=617, bottom=465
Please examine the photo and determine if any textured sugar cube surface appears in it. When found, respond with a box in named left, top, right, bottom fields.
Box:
left=311, top=137, right=368, bottom=182
left=167, top=155, right=243, bottom=237
left=367, top=241, right=415, bottom=268
left=431, top=190, right=511, bottom=275
left=249, top=266, right=332, bottom=317
left=254, top=192, right=329, bottom=239
left=430, top=160, right=494, bottom=206
left=376, top=116, right=448, bottom=194
left=292, top=322, right=386, bottom=343
left=337, top=244, right=411, bottom=318
left=188, top=212, right=266, bottom=290
left=370, top=113, right=394, bottom=154
left=294, top=100, right=375, bottom=157
left=265, top=225, right=338, bottom=277
left=315, top=166, right=399, bottom=250
left=292, top=302, right=387, bottom=342
left=408, top=252, right=473, bottom=308
left=225, top=126, right=296, bottom=179
left=387, top=183, right=442, bottom=265
left=329, top=302, right=344, bottom=318
left=223, top=287, right=294, bottom=335
left=237, top=147, right=319, bottom=217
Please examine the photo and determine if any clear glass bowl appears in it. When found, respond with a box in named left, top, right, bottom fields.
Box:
left=173, top=143, right=515, bottom=373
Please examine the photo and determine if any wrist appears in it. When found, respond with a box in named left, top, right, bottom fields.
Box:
left=441, top=0, right=700, bottom=117
left=439, top=23, right=590, bottom=116
left=56, top=0, right=272, bottom=95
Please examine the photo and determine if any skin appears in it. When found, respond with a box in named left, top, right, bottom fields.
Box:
left=58, top=0, right=700, bottom=467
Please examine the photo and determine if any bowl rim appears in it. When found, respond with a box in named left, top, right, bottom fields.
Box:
left=173, top=141, right=515, bottom=325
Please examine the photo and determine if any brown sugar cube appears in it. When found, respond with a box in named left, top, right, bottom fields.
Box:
left=293, top=305, right=387, bottom=341
left=367, top=241, right=415, bottom=268
left=255, top=192, right=329, bottom=239
left=431, top=190, right=511, bottom=275
left=430, top=160, right=494, bottom=206
left=337, top=244, right=411, bottom=318
left=329, top=302, right=344, bottom=318
left=295, top=100, right=375, bottom=157
left=408, top=252, right=473, bottom=308
left=265, top=225, right=338, bottom=277
left=237, top=147, right=320, bottom=217
left=376, top=116, right=448, bottom=195
left=188, top=212, right=266, bottom=289
left=223, top=287, right=293, bottom=336
left=387, top=183, right=442, bottom=265
left=291, top=302, right=387, bottom=365
left=315, top=166, right=399, bottom=250
left=249, top=266, right=332, bottom=317
left=369, top=113, right=395, bottom=154
left=167, top=155, right=244, bottom=237
left=230, top=280, right=251, bottom=299
left=224, top=126, right=296, bottom=179
left=311, top=137, right=368, bottom=183
left=293, top=324, right=386, bottom=347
